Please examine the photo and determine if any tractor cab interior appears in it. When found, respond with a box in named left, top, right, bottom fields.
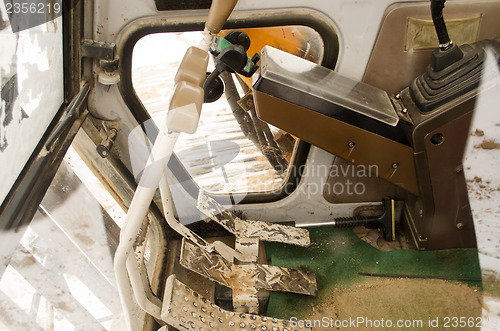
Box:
left=1, top=0, right=499, bottom=330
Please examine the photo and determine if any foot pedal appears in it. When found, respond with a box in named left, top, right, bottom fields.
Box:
left=197, top=190, right=310, bottom=247
left=236, top=220, right=310, bottom=247
left=180, top=239, right=317, bottom=296
left=162, top=274, right=311, bottom=331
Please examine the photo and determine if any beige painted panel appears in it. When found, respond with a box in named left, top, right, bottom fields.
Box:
left=405, top=16, right=481, bottom=51
left=363, top=1, right=500, bottom=95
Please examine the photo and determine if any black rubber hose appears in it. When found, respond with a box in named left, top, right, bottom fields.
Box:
left=430, top=0, right=451, bottom=48
left=203, top=68, right=221, bottom=102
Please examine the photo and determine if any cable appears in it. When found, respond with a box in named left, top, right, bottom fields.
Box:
left=430, top=0, right=452, bottom=49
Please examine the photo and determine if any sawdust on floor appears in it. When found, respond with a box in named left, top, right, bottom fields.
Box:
left=306, top=278, right=482, bottom=330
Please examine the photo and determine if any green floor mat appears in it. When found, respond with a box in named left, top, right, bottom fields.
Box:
left=265, top=227, right=482, bottom=321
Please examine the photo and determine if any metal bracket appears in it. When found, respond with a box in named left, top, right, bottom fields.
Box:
left=162, top=274, right=312, bottom=331
left=96, top=127, right=118, bottom=158
left=237, top=91, right=254, bottom=112
left=85, top=117, right=121, bottom=158
left=81, top=40, right=116, bottom=60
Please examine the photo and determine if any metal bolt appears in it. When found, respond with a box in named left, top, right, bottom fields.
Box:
left=401, top=108, right=408, bottom=114
left=395, top=93, right=400, bottom=100
left=348, top=141, right=356, bottom=148
left=418, top=210, right=424, bottom=216
left=392, top=163, right=399, bottom=169
left=457, top=222, right=464, bottom=230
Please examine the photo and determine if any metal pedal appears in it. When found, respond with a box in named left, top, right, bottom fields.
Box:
left=197, top=190, right=310, bottom=247
left=180, top=239, right=317, bottom=296
left=162, top=274, right=311, bottom=331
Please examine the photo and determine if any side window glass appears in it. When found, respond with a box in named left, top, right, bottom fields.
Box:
left=132, top=26, right=324, bottom=194
left=0, top=4, right=64, bottom=206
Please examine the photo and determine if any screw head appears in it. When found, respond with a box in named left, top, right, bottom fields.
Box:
left=348, top=141, right=356, bottom=148
left=395, top=94, right=400, bottom=100
left=401, top=108, right=408, bottom=114
left=457, top=222, right=464, bottom=230
left=392, top=163, right=399, bottom=169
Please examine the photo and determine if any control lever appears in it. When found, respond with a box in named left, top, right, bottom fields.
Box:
left=410, top=0, right=487, bottom=111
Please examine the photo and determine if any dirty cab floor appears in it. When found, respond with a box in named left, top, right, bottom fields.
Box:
left=265, top=227, right=484, bottom=328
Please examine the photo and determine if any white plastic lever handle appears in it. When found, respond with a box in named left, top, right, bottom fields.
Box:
left=167, top=46, right=208, bottom=134
left=174, top=46, right=209, bottom=87
left=167, top=81, right=204, bottom=134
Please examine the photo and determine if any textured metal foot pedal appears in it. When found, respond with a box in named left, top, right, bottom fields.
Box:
left=197, top=190, right=310, bottom=247
left=235, top=219, right=310, bottom=247
left=162, top=274, right=311, bottom=331
left=180, top=239, right=317, bottom=296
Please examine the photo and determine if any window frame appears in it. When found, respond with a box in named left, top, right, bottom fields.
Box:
left=118, top=9, right=339, bottom=204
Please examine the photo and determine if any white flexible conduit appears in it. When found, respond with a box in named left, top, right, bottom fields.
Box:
left=115, top=36, right=210, bottom=331
left=114, top=2, right=239, bottom=330
left=114, top=129, right=179, bottom=329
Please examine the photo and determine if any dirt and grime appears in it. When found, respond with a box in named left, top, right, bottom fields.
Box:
left=306, top=278, right=483, bottom=330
